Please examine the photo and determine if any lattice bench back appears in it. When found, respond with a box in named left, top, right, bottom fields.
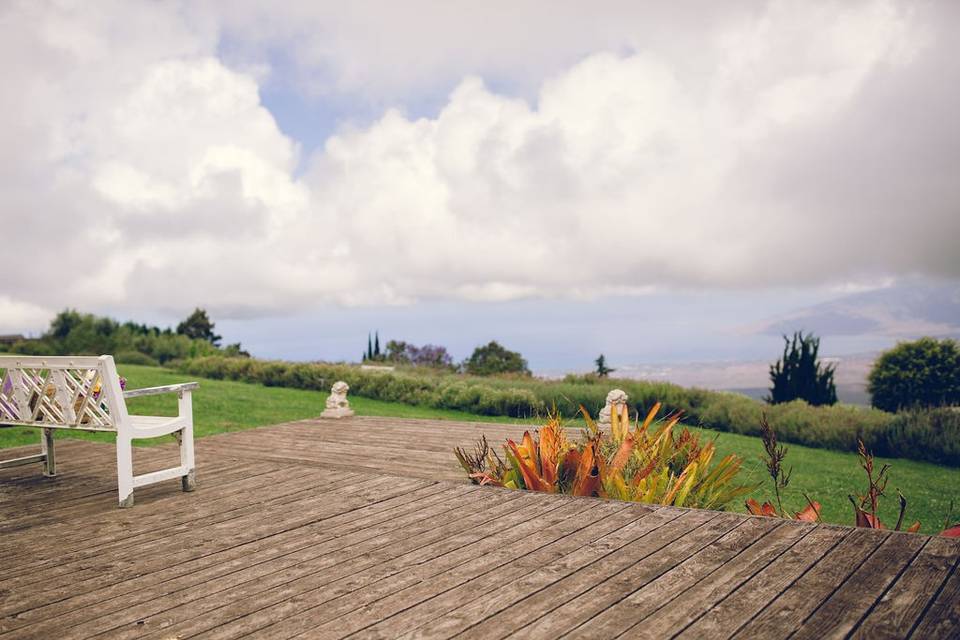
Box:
left=0, top=355, right=127, bottom=432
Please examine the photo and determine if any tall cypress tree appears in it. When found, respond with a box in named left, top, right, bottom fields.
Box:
left=767, top=331, right=837, bottom=406
left=366, top=333, right=373, bottom=361
left=374, top=332, right=381, bottom=359
left=594, top=354, right=614, bottom=378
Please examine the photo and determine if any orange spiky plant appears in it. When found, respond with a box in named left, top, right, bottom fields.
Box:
left=456, top=404, right=754, bottom=510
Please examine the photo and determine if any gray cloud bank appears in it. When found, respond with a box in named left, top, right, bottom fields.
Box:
left=1, top=0, right=958, bottom=331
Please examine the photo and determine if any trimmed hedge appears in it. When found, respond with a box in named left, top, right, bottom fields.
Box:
left=175, top=357, right=957, bottom=466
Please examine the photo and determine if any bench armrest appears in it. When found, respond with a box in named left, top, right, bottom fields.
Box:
left=123, top=382, right=199, bottom=399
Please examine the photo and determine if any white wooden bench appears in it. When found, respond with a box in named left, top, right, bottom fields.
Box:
left=0, top=355, right=197, bottom=507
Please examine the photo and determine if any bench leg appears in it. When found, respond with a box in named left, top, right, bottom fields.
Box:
left=177, top=426, right=196, bottom=491
left=41, top=428, right=56, bottom=477
left=178, top=391, right=196, bottom=493
left=116, top=435, right=135, bottom=508
left=182, top=468, right=196, bottom=492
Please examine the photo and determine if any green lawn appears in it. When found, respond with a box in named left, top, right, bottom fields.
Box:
left=2, top=365, right=957, bottom=534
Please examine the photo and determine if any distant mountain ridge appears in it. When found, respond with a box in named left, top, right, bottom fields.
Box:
left=604, top=281, right=959, bottom=405
left=614, top=351, right=874, bottom=391
left=759, top=281, right=960, bottom=339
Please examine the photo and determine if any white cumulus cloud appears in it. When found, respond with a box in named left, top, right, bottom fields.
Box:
left=0, top=0, right=957, bottom=334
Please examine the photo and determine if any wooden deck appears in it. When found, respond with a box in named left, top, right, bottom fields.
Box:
left=1, top=415, right=958, bottom=639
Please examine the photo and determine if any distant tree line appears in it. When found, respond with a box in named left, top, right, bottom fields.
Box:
left=362, top=332, right=529, bottom=376
left=4, top=308, right=249, bottom=364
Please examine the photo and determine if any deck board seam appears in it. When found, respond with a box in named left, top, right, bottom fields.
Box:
left=446, top=509, right=716, bottom=640
left=0, top=471, right=378, bottom=593
left=0, top=464, right=312, bottom=554
left=611, top=519, right=792, bottom=639
left=439, top=507, right=691, bottom=640
left=114, top=488, right=559, bottom=639
left=7, top=483, right=482, bottom=637
left=666, top=525, right=844, bottom=639
left=0, top=474, right=406, bottom=620
left=347, top=504, right=667, bottom=639
left=55, top=485, right=502, bottom=639
left=553, top=512, right=736, bottom=639
left=728, top=528, right=879, bottom=639
left=905, top=548, right=960, bottom=639
left=779, top=530, right=895, bottom=639
left=250, top=501, right=626, bottom=639
left=839, top=534, right=932, bottom=639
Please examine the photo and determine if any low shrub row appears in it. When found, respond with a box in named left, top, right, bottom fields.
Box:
left=175, top=357, right=959, bottom=466
left=870, top=408, right=960, bottom=467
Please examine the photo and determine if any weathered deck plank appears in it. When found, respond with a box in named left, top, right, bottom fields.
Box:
left=627, top=521, right=813, bottom=638
left=910, top=558, right=960, bottom=639
left=852, top=536, right=960, bottom=639
left=562, top=517, right=783, bottom=638
left=790, top=532, right=928, bottom=639
left=0, top=415, right=957, bottom=639
left=382, top=506, right=675, bottom=640
left=2, top=482, right=464, bottom=637
left=730, top=527, right=891, bottom=638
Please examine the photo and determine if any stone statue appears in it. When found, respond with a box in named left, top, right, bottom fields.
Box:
left=321, top=381, right=354, bottom=418
left=598, top=388, right=629, bottom=426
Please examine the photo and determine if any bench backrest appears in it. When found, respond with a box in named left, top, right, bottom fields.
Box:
left=0, top=355, right=127, bottom=431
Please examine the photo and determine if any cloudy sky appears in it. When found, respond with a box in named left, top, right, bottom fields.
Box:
left=2, top=0, right=958, bottom=370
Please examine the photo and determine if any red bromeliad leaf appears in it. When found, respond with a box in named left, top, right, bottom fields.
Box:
left=560, top=449, right=581, bottom=487
left=632, top=457, right=658, bottom=486
left=854, top=506, right=885, bottom=529
left=745, top=499, right=762, bottom=515
left=571, top=443, right=600, bottom=497
left=507, top=439, right=552, bottom=493
left=519, top=431, right=538, bottom=467
left=795, top=501, right=821, bottom=522
left=746, top=498, right=778, bottom=517
left=573, top=471, right=600, bottom=497
left=942, top=524, right=960, bottom=537
left=538, top=425, right=559, bottom=486
left=609, top=434, right=634, bottom=473
left=907, top=521, right=922, bottom=534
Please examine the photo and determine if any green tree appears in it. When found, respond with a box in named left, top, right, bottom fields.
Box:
left=868, top=337, right=960, bottom=412
left=374, top=331, right=381, bottom=359
left=463, top=341, right=530, bottom=376
left=767, top=331, right=837, bottom=406
left=222, top=342, right=251, bottom=358
left=385, top=340, right=411, bottom=363
left=48, top=309, right=84, bottom=340
left=176, top=308, right=222, bottom=346
left=594, top=354, right=614, bottom=378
